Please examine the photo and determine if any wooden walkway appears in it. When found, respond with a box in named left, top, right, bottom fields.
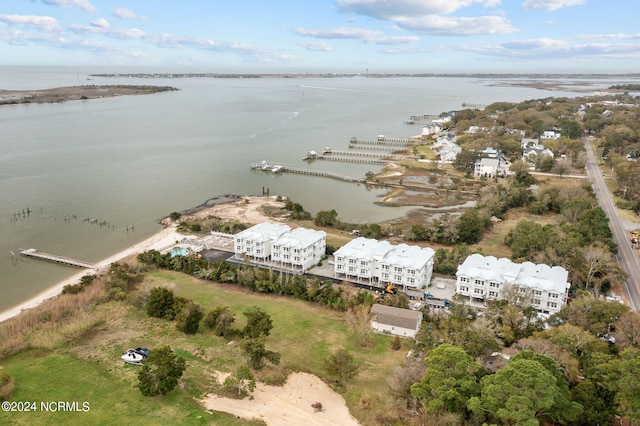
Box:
left=20, top=248, right=95, bottom=269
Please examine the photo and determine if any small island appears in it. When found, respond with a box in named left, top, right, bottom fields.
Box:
left=0, top=85, right=178, bottom=105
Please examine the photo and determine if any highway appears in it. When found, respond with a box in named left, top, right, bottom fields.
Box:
left=583, top=136, right=640, bottom=311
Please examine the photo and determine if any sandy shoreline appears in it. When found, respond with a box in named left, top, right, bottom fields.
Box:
left=0, top=195, right=284, bottom=325
left=0, top=224, right=183, bottom=324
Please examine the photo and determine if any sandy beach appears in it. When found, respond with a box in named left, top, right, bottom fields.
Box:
left=0, top=195, right=283, bottom=324
left=0, top=224, right=183, bottom=324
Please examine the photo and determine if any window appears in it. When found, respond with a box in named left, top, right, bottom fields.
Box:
left=408, top=278, right=415, bottom=283
left=394, top=267, right=402, bottom=273
left=475, top=279, right=483, bottom=286
left=534, top=290, right=542, bottom=296
left=474, top=288, right=484, bottom=295
left=408, top=269, right=415, bottom=275
left=360, top=260, right=367, bottom=266
left=547, top=301, right=558, bottom=308
left=294, top=249, right=300, bottom=254
left=394, top=275, right=402, bottom=281
left=349, top=259, right=356, bottom=265
left=459, top=286, right=468, bottom=292
left=294, top=256, right=300, bottom=262
left=348, top=267, right=355, bottom=273
left=460, top=277, right=469, bottom=283
left=337, top=264, right=343, bottom=270
left=489, top=291, right=498, bottom=297
left=550, top=293, right=559, bottom=299
left=336, top=256, right=343, bottom=262
left=382, top=273, right=389, bottom=279
left=256, top=249, right=261, bottom=255
left=382, top=264, right=389, bottom=270
left=360, top=269, right=367, bottom=275
left=284, top=254, right=290, bottom=260
left=533, top=299, right=541, bottom=305
left=489, top=282, right=498, bottom=288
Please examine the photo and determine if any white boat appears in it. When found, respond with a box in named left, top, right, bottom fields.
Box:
left=271, top=165, right=283, bottom=173
left=121, top=349, right=145, bottom=365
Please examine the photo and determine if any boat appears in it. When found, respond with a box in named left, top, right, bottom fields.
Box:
left=271, top=165, right=283, bottom=173
left=121, top=347, right=150, bottom=365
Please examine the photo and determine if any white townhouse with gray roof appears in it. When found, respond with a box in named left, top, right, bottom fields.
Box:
left=234, top=222, right=326, bottom=272
left=455, top=253, right=570, bottom=315
left=333, top=237, right=435, bottom=292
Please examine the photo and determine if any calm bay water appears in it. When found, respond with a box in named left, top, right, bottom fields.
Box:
left=0, top=67, right=628, bottom=314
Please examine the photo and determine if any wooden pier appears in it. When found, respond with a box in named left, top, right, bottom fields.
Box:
left=20, top=248, right=95, bottom=269
left=281, top=167, right=364, bottom=183
left=349, top=136, right=412, bottom=146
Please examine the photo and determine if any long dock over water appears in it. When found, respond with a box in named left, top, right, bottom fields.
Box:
left=20, top=248, right=95, bottom=269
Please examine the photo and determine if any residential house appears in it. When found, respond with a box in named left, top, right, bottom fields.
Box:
left=333, top=237, right=435, bottom=292
left=523, top=146, right=554, bottom=163
left=431, top=134, right=461, bottom=162
left=370, top=304, right=423, bottom=338
left=422, top=122, right=443, bottom=136
left=474, top=157, right=507, bottom=178
left=455, top=253, right=570, bottom=315
left=540, top=130, right=561, bottom=142
left=234, top=222, right=326, bottom=272
left=521, top=138, right=541, bottom=150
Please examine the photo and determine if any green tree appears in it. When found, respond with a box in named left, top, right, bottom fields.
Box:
left=615, top=348, right=640, bottom=423
left=223, top=365, right=256, bottom=397
left=469, top=359, right=575, bottom=426
left=241, top=336, right=281, bottom=370
left=137, top=346, right=186, bottom=396
left=203, top=306, right=236, bottom=338
left=314, top=209, right=339, bottom=227
left=242, top=306, right=273, bottom=339
left=175, top=301, right=204, bottom=334
left=146, top=287, right=175, bottom=319
left=456, top=208, right=488, bottom=244
left=504, top=220, right=557, bottom=261
left=411, top=344, right=482, bottom=414
left=323, top=348, right=359, bottom=386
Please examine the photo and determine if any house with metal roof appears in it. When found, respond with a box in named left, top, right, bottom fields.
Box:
left=333, top=237, right=435, bottom=292
left=370, top=304, right=423, bottom=338
left=234, top=222, right=326, bottom=272
left=455, top=253, right=570, bottom=314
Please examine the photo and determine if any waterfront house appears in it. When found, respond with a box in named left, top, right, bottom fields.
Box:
left=474, top=157, right=506, bottom=178
left=455, top=253, right=570, bottom=315
left=234, top=222, right=326, bottom=272
left=370, top=304, right=423, bottom=338
left=333, top=237, right=435, bottom=292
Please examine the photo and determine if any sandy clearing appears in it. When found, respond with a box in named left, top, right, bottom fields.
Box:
left=187, top=195, right=287, bottom=225
left=202, top=372, right=361, bottom=426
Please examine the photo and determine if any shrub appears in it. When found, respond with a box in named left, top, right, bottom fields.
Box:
left=0, top=373, right=14, bottom=402
left=146, top=287, right=175, bottom=319
left=175, top=302, right=204, bottom=334
left=62, top=284, right=84, bottom=295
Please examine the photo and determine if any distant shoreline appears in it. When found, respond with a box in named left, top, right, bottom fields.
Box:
left=0, top=84, right=178, bottom=106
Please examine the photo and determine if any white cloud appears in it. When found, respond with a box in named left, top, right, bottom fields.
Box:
left=460, top=37, right=640, bottom=61
left=0, top=14, right=61, bottom=32
left=521, top=0, right=585, bottom=12
left=42, top=0, right=96, bottom=13
left=293, top=27, right=420, bottom=45
left=113, top=7, right=144, bottom=20
left=395, top=15, right=516, bottom=36
left=368, top=35, right=420, bottom=44
left=337, top=0, right=500, bottom=19
left=294, top=27, right=383, bottom=40
left=90, top=18, right=109, bottom=29
left=299, top=41, right=333, bottom=52
left=336, top=0, right=513, bottom=36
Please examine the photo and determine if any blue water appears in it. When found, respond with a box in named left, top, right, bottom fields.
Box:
left=1, top=66, right=634, bottom=315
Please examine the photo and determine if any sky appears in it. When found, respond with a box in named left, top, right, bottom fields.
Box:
left=1, top=0, right=639, bottom=73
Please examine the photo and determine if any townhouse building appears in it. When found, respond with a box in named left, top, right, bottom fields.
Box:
left=455, top=253, right=570, bottom=315
left=333, top=237, right=435, bottom=292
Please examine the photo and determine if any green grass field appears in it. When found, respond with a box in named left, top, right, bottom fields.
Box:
left=0, top=270, right=407, bottom=425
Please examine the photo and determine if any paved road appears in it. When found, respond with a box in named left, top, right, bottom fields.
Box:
left=583, top=137, right=640, bottom=311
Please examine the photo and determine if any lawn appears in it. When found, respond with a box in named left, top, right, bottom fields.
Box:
left=1, top=270, right=410, bottom=426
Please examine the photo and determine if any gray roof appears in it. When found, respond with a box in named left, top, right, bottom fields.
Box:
left=371, top=304, right=422, bottom=329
